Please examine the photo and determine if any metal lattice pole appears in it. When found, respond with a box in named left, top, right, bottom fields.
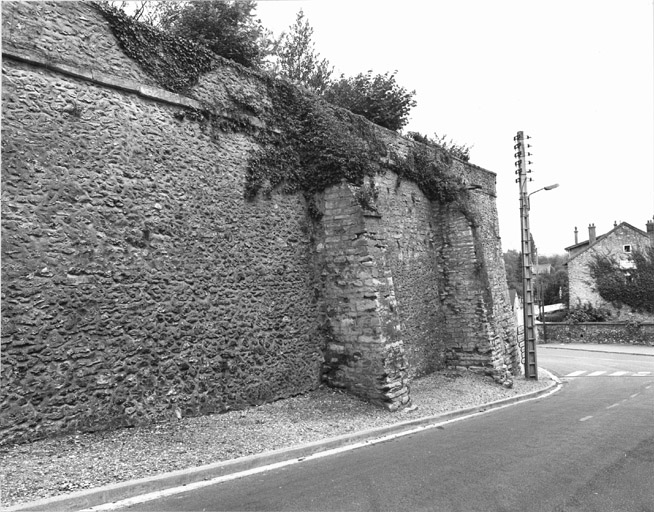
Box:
left=514, top=131, right=538, bottom=380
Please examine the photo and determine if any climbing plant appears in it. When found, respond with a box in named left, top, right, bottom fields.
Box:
left=94, top=2, right=214, bottom=93
left=95, top=1, right=470, bottom=211
left=244, top=83, right=470, bottom=213
left=406, top=131, right=472, bottom=162
left=589, top=246, right=654, bottom=313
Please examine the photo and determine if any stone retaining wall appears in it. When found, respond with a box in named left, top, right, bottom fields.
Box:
left=537, top=323, right=654, bottom=345
left=1, top=1, right=519, bottom=444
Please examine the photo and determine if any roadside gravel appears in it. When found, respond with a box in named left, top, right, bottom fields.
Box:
left=0, top=370, right=552, bottom=507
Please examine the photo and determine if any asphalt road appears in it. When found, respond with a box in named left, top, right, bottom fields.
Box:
left=117, top=347, right=654, bottom=512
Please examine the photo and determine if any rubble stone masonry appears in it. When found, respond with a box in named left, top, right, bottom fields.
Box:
left=1, top=1, right=520, bottom=444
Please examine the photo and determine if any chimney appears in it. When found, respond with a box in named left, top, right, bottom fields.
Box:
left=574, top=226, right=578, bottom=244
left=647, top=217, right=654, bottom=245
left=589, top=224, right=596, bottom=244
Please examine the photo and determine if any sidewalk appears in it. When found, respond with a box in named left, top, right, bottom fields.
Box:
left=540, top=342, right=654, bottom=357
left=2, top=371, right=560, bottom=512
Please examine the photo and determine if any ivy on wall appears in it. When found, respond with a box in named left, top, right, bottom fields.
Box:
left=94, top=1, right=470, bottom=211
left=246, top=79, right=472, bottom=212
left=94, top=2, right=214, bottom=93
left=589, top=246, right=654, bottom=313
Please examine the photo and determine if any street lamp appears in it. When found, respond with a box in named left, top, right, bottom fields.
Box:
left=528, top=183, right=559, bottom=210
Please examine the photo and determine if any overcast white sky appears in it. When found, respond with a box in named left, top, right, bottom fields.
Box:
left=255, top=0, right=654, bottom=256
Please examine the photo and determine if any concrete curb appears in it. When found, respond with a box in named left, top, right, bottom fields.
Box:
left=3, top=374, right=561, bottom=512
left=540, top=345, right=654, bottom=357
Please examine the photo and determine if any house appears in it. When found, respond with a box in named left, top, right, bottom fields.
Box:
left=565, top=218, right=654, bottom=320
left=532, top=263, right=553, bottom=276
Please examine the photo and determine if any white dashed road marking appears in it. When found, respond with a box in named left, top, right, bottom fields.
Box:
left=564, top=370, right=653, bottom=378
left=579, top=416, right=593, bottom=422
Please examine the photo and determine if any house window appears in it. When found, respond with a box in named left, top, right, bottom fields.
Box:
left=623, top=245, right=632, bottom=253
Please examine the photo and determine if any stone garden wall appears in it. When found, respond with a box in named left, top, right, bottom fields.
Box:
left=1, top=1, right=520, bottom=444
left=537, top=323, right=654, bottom=345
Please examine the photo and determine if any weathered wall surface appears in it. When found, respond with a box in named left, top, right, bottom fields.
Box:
left=1, top=2, right=327, bottom=445
left=568, top=224, right=652, bottom=322
left=1, top=1, right=519, bottom=444
left=537, top=323, right=654, bottom=345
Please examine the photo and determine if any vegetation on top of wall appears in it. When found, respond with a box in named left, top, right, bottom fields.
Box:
left=323, top=71, right=417, bottom=132
left=589, top=247, right=654, bottom=313
left=406, top=131, right=472, bottom=162
left=244, top=80, right=384, bottom=200
left=387, top=144, right=468, bottom=204
left=94, top=1, right=470, bottom=210
left=94, top=2, right=214, bottom=93
left=245, top=79, right=470, bottom=212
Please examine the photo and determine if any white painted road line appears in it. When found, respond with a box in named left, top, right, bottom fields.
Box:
left=579, top=416, right=593, bottom=422
left=564, top=371, right=653, bottom=378
left=606, top=403, right=620, bottom=409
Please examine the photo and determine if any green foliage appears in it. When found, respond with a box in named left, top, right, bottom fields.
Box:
left=243, top=79, right=468, bottom=212
left=388, top=144, right=467, bottom=204
left=589, top=246, right=654, bottom=313
left=537, top=268, right=569, bottom=306
left=565, top=302, right=613, bottom=323
left=95, top=2, right=214, bottom=92
left=244, top=81, right=384, bottom=200
left=503, top=250, right=523, bottom=296
left=407, top=131, right=472, bottom=162
left=324, top=71, right=416, bottom=132
left=354, top=179, right=380, bottom=212
left=270, top=10, right=333, bottom=94
left=97, top=2, right=467, bottom=211
left=162, top=1, right=271, bottom=69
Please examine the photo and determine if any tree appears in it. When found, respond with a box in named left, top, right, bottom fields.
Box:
left=503, top=250, right=523, bottom=296
left=323, top=71, right=416, bottom=132
left=271, top=10, right=333, bottom=94
left=163, top=1, right=272, bottom=69
left=589, top=246, right=654, bottom=313
left=536, top=268, right=569, bottom=306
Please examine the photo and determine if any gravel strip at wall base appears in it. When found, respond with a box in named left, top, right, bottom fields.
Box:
left=0, top=371, right=551, bottom=507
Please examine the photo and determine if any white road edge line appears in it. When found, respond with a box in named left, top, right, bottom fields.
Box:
left=579, top=416, right=593, bottom=422
left=81, top=377, right=562, bottom=511
left=606, top=403, right=620, bottom=409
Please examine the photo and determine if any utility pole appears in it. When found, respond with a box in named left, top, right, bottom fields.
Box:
left=514, top=131, right=538, bottom=380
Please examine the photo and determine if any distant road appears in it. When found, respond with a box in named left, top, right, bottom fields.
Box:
left=118, top=347, right=654, bottom=512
